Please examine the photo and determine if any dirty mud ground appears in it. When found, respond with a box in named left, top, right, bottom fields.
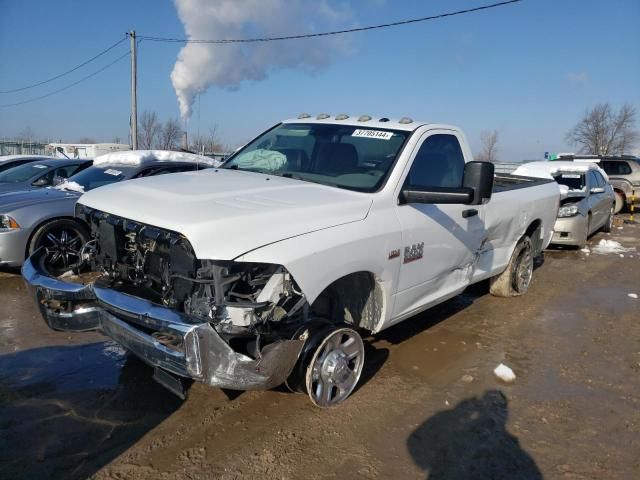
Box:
left=1, top=218, right=639, bottom=479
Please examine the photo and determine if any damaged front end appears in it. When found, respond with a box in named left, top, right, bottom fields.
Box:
left=22, top=206, right=309, bottom=394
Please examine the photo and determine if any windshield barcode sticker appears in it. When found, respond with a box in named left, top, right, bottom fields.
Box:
left=352, top=129, right=394, bottom=140
left=103, top=169, right=122, bottom=176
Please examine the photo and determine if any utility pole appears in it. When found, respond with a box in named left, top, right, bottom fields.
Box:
left=129, top=30, right=138, bottom=150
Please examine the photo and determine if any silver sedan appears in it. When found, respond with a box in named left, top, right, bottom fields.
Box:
left=513, top=161, right=616, bottom=248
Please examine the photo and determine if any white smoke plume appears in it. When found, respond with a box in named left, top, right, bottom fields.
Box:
left=171, top=0, right=354, bottom=118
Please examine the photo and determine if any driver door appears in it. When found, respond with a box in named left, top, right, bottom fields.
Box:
left=391, top=131, right=486, bottom=322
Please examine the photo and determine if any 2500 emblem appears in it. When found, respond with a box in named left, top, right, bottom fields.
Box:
left=403, top=242, right=424, bottom=264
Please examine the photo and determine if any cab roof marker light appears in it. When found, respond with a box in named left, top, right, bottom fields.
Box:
left=297, top=113, right=311, bottom=119
left=335, top=114, right=349, bottom=120
left=316, top=113, right=330, bottom=120
left=379, top=117, right=390, bottom=122
left=399, top=117, right=414, bottom=124
left=358, top=115, right=372, bottom=122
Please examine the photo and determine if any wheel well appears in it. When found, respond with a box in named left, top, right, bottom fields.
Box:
left=310, top=271, right=383, bottom=332
left=614, top=188, right=626, bottom=200
left=524, top=219, right=543, bottom=255
left=24, top=216, right=84, bottom=259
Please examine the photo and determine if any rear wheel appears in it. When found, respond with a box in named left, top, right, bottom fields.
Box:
left=613, top=191, right=625, bottom=214
left=490, top=236, right=534, bottom=297
left=28, top=219, right=89, bottom=276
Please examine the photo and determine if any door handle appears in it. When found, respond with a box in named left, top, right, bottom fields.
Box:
left=462, top=209, right=478, bottom=218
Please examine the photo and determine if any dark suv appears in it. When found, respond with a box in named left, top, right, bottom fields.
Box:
left=555, top=155, right=640, bottom=213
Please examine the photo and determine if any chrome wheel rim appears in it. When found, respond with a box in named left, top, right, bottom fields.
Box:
left=514, top=247, right=533, bottom=293
left=305, top=328, right=364, bottom=407
left=41, top=227, right=83, bottom=272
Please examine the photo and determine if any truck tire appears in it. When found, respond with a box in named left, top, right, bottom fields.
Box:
left=28, top=218, right=89, bottom=277
left=489, top=236, right=534, bottom=297
left=614, top=191, right=624, bottom=214
left=286, top=322, right=365, bottom=407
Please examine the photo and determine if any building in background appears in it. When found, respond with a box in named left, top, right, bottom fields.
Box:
left=0, top=140, right=49, bottom=156
left=46, top=143, right=130, bottom=159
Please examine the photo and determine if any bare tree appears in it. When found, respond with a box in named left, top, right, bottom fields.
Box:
left=139, top=111, right=161, bottom=149
left=191, top=125, right=222, bottom=153
left=78, top=137, right=96, bottom=144
left=160, top=118, right=182, bottom=150
left=566, top=103, right=638, bottom=155
left=17, top=127, right=36, bottom=143
left=476, top=130, right=499, bottom=163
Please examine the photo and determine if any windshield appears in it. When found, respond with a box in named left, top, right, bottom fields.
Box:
left=224, top=123, right=410, bottom=192
left=553, top=172, right=586, bottom=191
left=0, top=163, right=49, bottom=183
left=66, top=165, right=135, bottom=191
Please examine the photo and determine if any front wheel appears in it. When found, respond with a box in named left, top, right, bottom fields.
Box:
left=28, top=219, right=89, bottom=276
left=490, top=236, right=534, bottom=297
left=295, top=326, right=365, bottom=407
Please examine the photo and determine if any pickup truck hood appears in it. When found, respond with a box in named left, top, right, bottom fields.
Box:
left=0, top=188, right=79, bottom=211
left=78, top=168, right=372, bottom=260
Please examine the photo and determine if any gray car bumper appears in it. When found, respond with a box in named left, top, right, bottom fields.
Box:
left=551, top=215, right=588, bottom=246
left=22, top=249, right=304, bottom=391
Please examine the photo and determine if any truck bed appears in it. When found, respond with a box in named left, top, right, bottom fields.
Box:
left=493, top=173, right=555, bottom=193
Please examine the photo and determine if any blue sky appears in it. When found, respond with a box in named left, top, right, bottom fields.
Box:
left=1, top=0, right=639, bottom=160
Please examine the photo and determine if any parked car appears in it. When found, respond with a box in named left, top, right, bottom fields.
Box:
left=24, top=115, right=560, bottom=406
left=555, top=154, right=640, bottom=213
left=0, top=158, right=92, bottom=195
left=0, top=155, right=58, bottom=173
left=0, top=150, right=216, bottom=273
left=513, top=161, right=615, bottom=248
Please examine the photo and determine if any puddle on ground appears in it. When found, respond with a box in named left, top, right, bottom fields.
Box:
left=382, top=327, right=482, bottom=387
left=0, top=342, right=181, bottom=479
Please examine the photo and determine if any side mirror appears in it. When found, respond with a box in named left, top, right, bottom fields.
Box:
left=590, top=187, right=605, bottom=194
left=31, top=177, right=49, bottom=187
left=401, top=161, right=494, bottom=206
left=463, top=161, right=494, bottom=205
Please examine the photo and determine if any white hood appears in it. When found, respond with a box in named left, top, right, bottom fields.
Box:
left=78, top=169, right=372, bottom=260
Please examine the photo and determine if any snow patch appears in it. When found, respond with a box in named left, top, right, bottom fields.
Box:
left=102, top=342, right=127, bottom=358
left=591, top=239, right=636, bottom=255
left=494, top=363, right=516, bottom=383
left=54, top=180, right=85, bottom=193
left=93, top=150, right=219, bottom=167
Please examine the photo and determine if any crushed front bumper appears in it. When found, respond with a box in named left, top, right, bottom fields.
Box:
left=22, top=249, right=304, bottom=391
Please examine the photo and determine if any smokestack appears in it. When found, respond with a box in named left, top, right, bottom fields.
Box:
left=182, top=130, right=188, bottom=150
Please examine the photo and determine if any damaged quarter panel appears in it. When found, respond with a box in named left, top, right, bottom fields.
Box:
left=236, top=197, right=404, bottom=333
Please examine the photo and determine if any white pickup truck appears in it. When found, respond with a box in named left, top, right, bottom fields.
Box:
left=24, top=115, right=559, bottom=406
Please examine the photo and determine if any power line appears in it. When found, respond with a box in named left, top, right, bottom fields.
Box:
left=138, top=0, right=522, bottom=44
left=0, top=51, right=130, bottom=108
left=0, top=36, right=128, bottom=94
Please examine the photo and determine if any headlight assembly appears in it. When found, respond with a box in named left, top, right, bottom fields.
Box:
left=557, top=205, right=579, bottom=218
left=0, top=214, right=20, bottom=231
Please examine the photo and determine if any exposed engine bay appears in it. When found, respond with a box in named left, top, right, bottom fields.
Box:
left=75, top=205, right=309, bottom=357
